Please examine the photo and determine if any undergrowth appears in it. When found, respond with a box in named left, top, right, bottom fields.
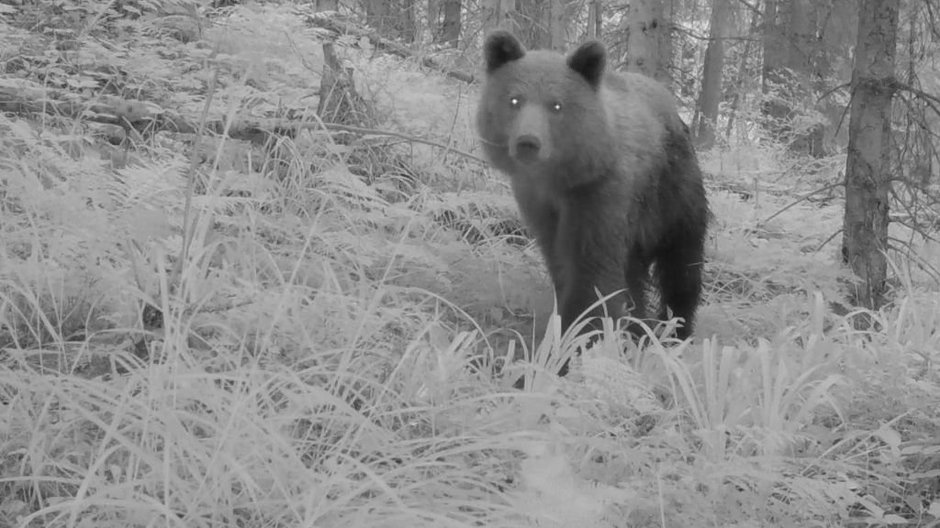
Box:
left=1, top=2, right=938, bottom=528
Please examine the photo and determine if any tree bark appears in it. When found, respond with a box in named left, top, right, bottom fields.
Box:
left=842, top=0, right=899, bottom=311
left=625, top=0, right=673, bottom=84
left=693, top=0, right=732, bottom=149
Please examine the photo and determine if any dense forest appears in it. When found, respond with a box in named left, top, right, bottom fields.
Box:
left=1, top=0, right=939, bottom=527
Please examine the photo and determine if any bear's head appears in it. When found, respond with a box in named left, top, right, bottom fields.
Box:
left=476, top=31, right=616, bottom=187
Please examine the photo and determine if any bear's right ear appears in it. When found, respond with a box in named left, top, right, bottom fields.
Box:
left=483, top=31, right=526, bottom=73
left=568, top=41, right=606, bottom=89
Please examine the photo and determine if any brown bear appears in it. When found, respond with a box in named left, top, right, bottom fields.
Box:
left=476, top=31, right=709, bottom=370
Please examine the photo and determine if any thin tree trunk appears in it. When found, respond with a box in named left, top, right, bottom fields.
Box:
left=724, top=6, right=760, bottom=141
left=625, top=0, right=672, bottom=84
left=694, top=0, right=731, bottom=149
left=428, top=0, right=440, bottom=41
left=761, top=0, right=839, bottom=156
left=403, top=1, right=416, bottom=43
left=587, top=0, right=602, bottom=39
left=548, top=0, right=568, bottom=51
left=761, top=0, right=790, bottom=139
left=441, top=0, right=460, bottom=46
left=786, top=0, right=825, bottom=156
left=842, top=0, right=899, bottom=311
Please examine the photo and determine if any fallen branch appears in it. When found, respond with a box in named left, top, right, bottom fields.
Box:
left=0, top=81, right=486, bottom=164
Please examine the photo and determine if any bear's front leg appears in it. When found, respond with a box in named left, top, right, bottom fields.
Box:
left=551, top=215, right=627, bottom=378
left=553, top=209, right=629, bottom=334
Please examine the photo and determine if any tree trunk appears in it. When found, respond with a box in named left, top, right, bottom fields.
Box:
left=547, top=0, right=569, bottom=51
left=428, top=0, right=440, bottom=40
left=724, top=7, right=760, bottom=142
left=402, top=1, right=416, bottom=43
left=441, top=0, right=460, bottom=46
left=587, top=0, right=602, bottom=39
left=318, top=42, right=372, bottom=128
left=760, top=0, right=815, bottom=148
left=786, top=0, right=824, bottom=156
left=625, top=0, right=672, bottom=84
left=760, top=0, right=791, bottom=138
left=814, top=0, right=859, bottom=150
left=429, top=0, right=460, bottom=46
left=842, top=0, right=899, bottom=311
left=693, top=0, right=731, bottom=149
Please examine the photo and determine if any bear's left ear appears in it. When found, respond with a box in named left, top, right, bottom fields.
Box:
left=484, top=31, right=526, bottom=73
left=568, top=41, right=606, bottom=89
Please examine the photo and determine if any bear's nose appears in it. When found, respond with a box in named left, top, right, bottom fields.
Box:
left=514, top=135, right=541, bottom=162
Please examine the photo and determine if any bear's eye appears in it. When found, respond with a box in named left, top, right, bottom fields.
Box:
left=550, top=102, right=563, bottom=113
left=509, top=96, right=522, bottom=108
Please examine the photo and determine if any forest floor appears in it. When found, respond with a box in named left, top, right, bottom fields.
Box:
left=1, top=3, right=939, bottom=528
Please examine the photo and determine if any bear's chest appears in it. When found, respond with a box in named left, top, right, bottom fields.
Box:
left=511, top=172, right=631, bottom=218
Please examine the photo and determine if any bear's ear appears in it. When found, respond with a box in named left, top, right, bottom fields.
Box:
left=568, top=41, right=606, bottom=89
left=483, top=31, right=526, bottom=73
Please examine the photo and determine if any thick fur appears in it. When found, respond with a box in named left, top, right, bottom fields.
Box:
left=476, top=31, right=709, bottom=356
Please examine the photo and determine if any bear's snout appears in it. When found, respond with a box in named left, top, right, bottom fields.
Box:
left=508, top=104, right=551, bottom=164
left=512, top=134, right=542, bottom=163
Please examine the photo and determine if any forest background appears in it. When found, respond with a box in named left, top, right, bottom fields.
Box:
left=1, top=0, right=939, bottom=527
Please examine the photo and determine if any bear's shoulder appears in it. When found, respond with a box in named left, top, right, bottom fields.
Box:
left=603, top=72, right=681, bottom=124
left=596, top=72, right=676, bottom=168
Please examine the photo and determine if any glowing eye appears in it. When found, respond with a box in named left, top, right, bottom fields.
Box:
left=510, top=96, right=521, bottom=107
left=551, top=102, right=563, bottom=113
